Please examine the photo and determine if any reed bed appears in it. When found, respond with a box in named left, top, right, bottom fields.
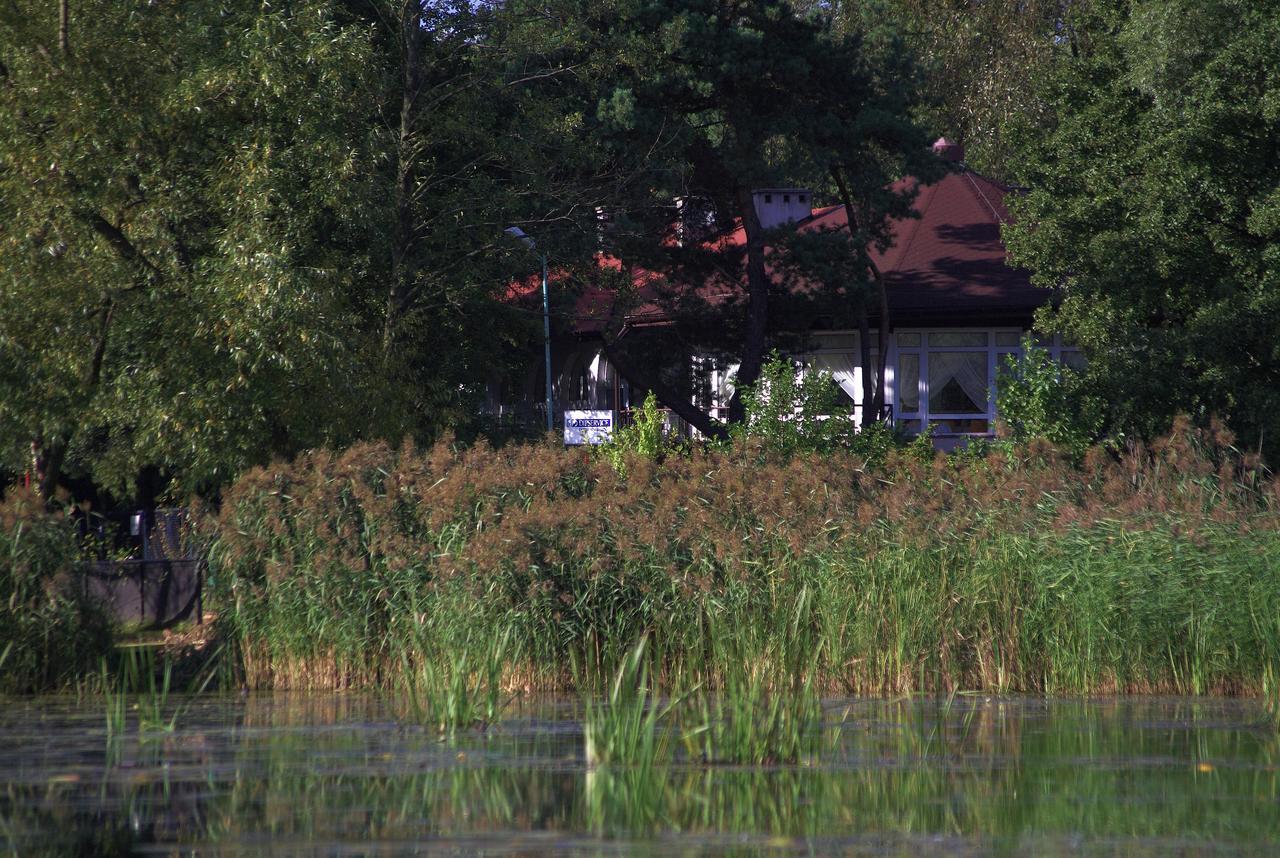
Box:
left=0, top=486, right=113, bottom=693
left=207, top=417, right=1280, bottom=697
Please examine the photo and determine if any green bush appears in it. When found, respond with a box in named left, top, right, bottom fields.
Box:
left=732, top=353, right=859, bottom=456
left=599, top=391, right=677, bottom=477
left=996, top=336, right=1102, bottom=461
left=0, top=487, right=113, bottom=693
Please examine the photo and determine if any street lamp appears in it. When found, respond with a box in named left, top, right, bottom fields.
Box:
left=504, top=226, right=553, bottom=433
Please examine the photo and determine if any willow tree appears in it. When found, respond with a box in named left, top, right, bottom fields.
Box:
left=827, top=0, right=1073, bottom=182
left=0, top=1, right=550, bottom=501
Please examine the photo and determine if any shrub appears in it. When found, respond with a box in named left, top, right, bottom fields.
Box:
left=599, top=391, right=677, bottom=477
left=731, top=353, right=859, bottom=457
left=996, top=335, right=1102, bottom=461
left=0, top=487, right=113, bottom=693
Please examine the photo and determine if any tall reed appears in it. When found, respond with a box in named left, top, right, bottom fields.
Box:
left=207, top=419, right=1280, bottom=697
left=0, top=486, right=113, bottom=693
left=681, top=587, right=836, bottom=765
left=582, top=637, right=675, bottom=769
left=399, top=628, right=511, bottom=736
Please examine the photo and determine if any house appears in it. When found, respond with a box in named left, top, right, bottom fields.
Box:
left=489, top=139, right=1079, bottom=447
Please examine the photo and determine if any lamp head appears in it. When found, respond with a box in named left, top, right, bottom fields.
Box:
left=503, top=226, right=536, bottom=249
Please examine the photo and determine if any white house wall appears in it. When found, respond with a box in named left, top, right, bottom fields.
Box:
left=487, top=329, right=1082, bottom=443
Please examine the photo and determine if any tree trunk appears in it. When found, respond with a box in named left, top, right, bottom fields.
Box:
left=58, top=0, right=69, bottom=56
left=873, top=268, right=891, bottom=421
left=32, top=291, right=114, bottom=501
left=727, top=184, right=770, bottom=423
left=831, top=166, right=890, bottom=427
left=855, top=294, right=874, bottom=425
left=32, top=434, right=66, bottom=500
left=384, top=0, right=425, bottom=350
left=601, top=340, right=729, bottom=442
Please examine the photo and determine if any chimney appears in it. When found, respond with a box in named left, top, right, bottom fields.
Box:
left=595, top=206, right=615, bottom=249
left=751, top=188, right=813, bottom=230
left=932, top=137, right=965, bottom=163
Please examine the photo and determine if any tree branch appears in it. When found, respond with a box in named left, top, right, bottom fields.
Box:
left=601, top=336, right=729, bottom=441
left=82, top=211, right=163, bottom=282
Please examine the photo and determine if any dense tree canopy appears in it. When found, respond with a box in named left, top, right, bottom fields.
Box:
left=0, top=0, right=588, bottom=501
left=583, top=0, right=939, bottom=429
left=1003, top=0, right=1280, bottom=457
left=823, top=0, right=1075, bottom=181
left=0, top=1, right=391, bottom=499
left=2, top=0, right=1277, bottom=504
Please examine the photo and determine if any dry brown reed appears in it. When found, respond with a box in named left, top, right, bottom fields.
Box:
left=208, top=418, right=1280, bottom=696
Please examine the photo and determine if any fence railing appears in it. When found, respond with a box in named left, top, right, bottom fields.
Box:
left=79, top=558, right=204, bottom=630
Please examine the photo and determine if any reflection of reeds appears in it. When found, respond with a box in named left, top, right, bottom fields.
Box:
left=97, top=646, right=220, bottom=738
left=681, top=587, right=838, bottom=765
left=7, top=697, right=1280, bottom=851
left=582, top=637, right=674, bottom=769
left=209, top=419, right=1280, bottom=697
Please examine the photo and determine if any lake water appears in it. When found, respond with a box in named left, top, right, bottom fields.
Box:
left=1, top=695, right=1277, bottom=855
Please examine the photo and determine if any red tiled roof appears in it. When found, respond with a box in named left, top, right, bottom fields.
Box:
left=509, top=166, right=1043, bottom=334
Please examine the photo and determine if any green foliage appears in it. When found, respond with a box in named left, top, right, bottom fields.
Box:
left=996, top=336, right=1103, bottom=460
left=730, top=352, right=906, bottom=464
left=834, top=0, right=1066, bottom=180
left=1004, top=0, right=1280, bottom=459
left=401, top=630, right=511, bottom=737
left=0, top=0, right=395, bottom=497
left=600, top=392, right=675, bottom=477
left=681, top=588, right=834, bottom=765
left=587, top=0, right=942, bottom=417
left=582, top=637, right=675, bottom=769
left=0, top=0, right=580, bottom=500
left=0, top=487, right=113, bottom=693
left=732, top=354, right=858, bottom=456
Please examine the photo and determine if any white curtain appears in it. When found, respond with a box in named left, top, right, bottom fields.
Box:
left=809, top=352, right=860, bottom=404
left=587, top=351, right=604, bottom=409
left=928, top=352, right=988, bottom=413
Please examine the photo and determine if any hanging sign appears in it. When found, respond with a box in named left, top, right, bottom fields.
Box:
left=564, top=411, right=614, bottom=445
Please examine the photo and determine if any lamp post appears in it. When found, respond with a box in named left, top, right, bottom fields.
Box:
left=504, top=227, right=553, bottom=433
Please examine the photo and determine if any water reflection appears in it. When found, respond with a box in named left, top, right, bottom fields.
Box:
left=1, top=696, right=1278, bottom=854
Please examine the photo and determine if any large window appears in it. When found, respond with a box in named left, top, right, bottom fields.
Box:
left=895, top=330, right=1007, bottom=435
left=894, top=330, right=1083, bottom=436
left=802, top=332, right=879, bottom=423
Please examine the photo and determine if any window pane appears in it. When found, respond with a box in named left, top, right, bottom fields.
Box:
left=897, top=332, right=921, bottom=347
left=898, top=353, right=920, bottom=413
left=929, top=331, right=987, bottom=347
left=994, top=331, right=1021, bottom=347
left=932, top=418, right=990, bottom=435
left=810, top=352, right=860, bottom=404
left=995, top=350, right=1019, bottom=377
left=928, top=352, right=988, bottom=414
left=810, top=333, right=856, bottom=352
left=1061, top=350, right=1087, bottom=372
left=897, top=418, right=922, bottom=435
